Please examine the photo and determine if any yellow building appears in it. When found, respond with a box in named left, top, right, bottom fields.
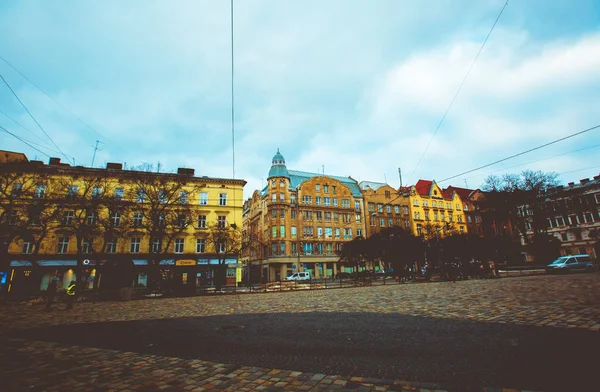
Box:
left=242, top=150, right=366, bottom=282
left=0, top=154, right=245, bottom=296
left=360, top=181, right=411, bottom=238
left=402, top=180, right=468, bottom=239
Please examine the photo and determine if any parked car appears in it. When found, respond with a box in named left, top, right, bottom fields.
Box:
left=545, top=254, right=595, bottom=274
left=285, top=271, right=311, bottom=281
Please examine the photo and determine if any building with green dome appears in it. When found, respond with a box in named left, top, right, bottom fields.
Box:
left=242, top=150, right=367, bottom=282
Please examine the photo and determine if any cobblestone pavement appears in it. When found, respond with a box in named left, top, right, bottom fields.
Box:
left=2, top=273, right=600, bottom=391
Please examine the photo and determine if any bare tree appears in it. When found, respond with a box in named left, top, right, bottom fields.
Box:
left=205, top=222, right=242, bottom=291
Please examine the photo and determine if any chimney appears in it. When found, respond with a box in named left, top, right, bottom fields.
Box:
left=568, top=182, right=575, bottom=187
left=49, top=157, right=61, bottom=165
left=580, top=178, right=590, bottom=185
left=106, top=162, right=123, bottom=170
left=177, top=167, right=195, bottom=176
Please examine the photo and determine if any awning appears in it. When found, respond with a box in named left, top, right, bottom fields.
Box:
left=10, top=260, right=33, bottom=267
left=133, top=259, right=148, bottom=266
left=37, top=260, right=77, bottom=267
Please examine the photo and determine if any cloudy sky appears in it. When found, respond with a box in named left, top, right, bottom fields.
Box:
left=1, top=0, right=599, bottom=199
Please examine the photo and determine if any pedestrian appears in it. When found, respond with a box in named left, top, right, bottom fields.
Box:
left=45, top=272, right=58, bottom=311
left=65, top=280, right=76, bottom=309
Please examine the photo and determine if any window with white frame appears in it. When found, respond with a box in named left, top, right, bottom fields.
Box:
left=82, top=238, right=93, bottom=254
left=86, top=211, right=97, bottom=226
left=355, top=214, right=361, bottom=223
left=179, top=191, right=188, bottom=204
left=272, top=226, right=277, bottom=237
left=279, top=193, right=284, bottom=202
left=402, top=206, right=409, bottom=215
left=106, top=239, right=117, bottom=254
left=57, top=237, right=69, bottom=254
left=355, top=200, right=361, bottom=211
left=67, top=185, right=78, bottom=198
left=272, top=193, right=277, bottom=202
left=316, top=184, right=320, bottom=192
left=151, top=237, right=161, bottom=253
left=199, top=192, right=208, bottom=205
left=280, top=225, right=285, bottom=237
left=158, top=190, right=168, bottom=204
left=136, top=189, right=146, bottom=203
left=413, top=199, right=418, bottom=206
left=335, top=228, right=340, bottom=238
left=324, top=185, right=329, bottom=193
left=92, top=186, right=103, bottom=199
left=35, top=184, right=46, bottom=199
left=325, top=227, right=332, bottom=238
left=217, top=215, right=227, bottom=228
left=62, top=211, right=74, bottom=225
left=196, top=238, right=205, bottom=253
left=114, top=187, right=124, bottom=200
left=317, top=227, right=323, bottom=238
left=388, top=218, right=393, bottom=226
left=218, top=241, right=226, bottom=253
left=460, top=226, right=465, bottom=233
left=110, top=211, right=121, bottom=226
left=378, top=203, right=383, bottom=213
left=316, top=196, right=322, bottom=206
left=291, top=226, right=297, bottom=238
left=417, top=224, right=423, bottom=236
left=324, top=197, right=330, bottom=206
left=219, top=193, right=227, bottom=206
left=394, top=205, right=400, bottom=214
left=174, top=238, right=184, bottom=253
left=197, top=215, right=207, bottom=228
left=133, top=212, right=143, bottom=227
left=290, top=194, right=296, bottom=204
left=357, top=229, right=363, bottom=237
left=379, top=217, right=385, bottom=227
left=130, top=238, right=141, bottom=253
left=386, top=205, right=391, bottom=213
left=22, top=241, right=33, bottom=254
left=11, top=183, right=22, bottom=197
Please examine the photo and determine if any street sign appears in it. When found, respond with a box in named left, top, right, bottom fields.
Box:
left=83, top=259, right=90, bottom=265
left=292, top=265, right=296, bottom=270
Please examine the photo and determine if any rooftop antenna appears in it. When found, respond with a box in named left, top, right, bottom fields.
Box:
left=322, top=165, right=324, bottom=175
left=398, top=167, right=402, bottom=187
left=91, top=140, right=104, bottom=167
left=384, top=173, right=387, bottom=184
left=464, top=178, right=468, bottom=188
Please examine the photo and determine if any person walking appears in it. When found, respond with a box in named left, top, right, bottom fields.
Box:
left=45, top=273, right=58, bottom=311
left=65, top=280, right=76, bottom=309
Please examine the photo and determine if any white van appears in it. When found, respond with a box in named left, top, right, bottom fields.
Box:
left=285, top=271, right=311, bottom=281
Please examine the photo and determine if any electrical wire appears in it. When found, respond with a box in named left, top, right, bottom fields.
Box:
left=437, top=123, right=600, bottom=183
left=407, top=0, right=510, bottom=184
left=460, top=142, right=600, bottom=185
left=0, top=72, right=73, bottom=163
left=1, top=108, right=57, bottom=146
left=0, top=55, right=109, bottom=142
left=0, top=124, right=51, bottom=158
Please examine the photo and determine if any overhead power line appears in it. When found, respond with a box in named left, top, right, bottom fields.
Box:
left=407, top=0, right=509, bottom=184
left=0, top=108, right=53, bottom=145
left=0, top=72, right=73, bottom=163
left=438, top=123, right=600, bottom=183
left=0, top=124, right=51, bottom=158
left=0, top=55, right=109, bottom=142
left=459, top=142, right=600, bottom=183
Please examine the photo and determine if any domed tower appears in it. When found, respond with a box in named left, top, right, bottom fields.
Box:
left=268, top=148, right=289, bottom=180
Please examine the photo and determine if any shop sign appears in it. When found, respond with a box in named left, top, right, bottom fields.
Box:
left=175, top=259, right=196, bottom=266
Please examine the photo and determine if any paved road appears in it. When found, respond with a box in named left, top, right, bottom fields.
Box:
left=2, top=273, right=600, bottom=391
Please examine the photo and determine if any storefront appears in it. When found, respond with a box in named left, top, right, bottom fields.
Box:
left=197, top=258, right=241, bottom=287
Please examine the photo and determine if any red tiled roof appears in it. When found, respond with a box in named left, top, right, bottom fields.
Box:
left=441, top=189, right=454, bottom=199
left=415, top=180, right=432, bottom=196
left=445, top=186, right=475, bottom=200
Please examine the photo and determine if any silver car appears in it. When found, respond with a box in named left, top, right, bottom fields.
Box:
left=545, top=254, right=596, bottom=274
